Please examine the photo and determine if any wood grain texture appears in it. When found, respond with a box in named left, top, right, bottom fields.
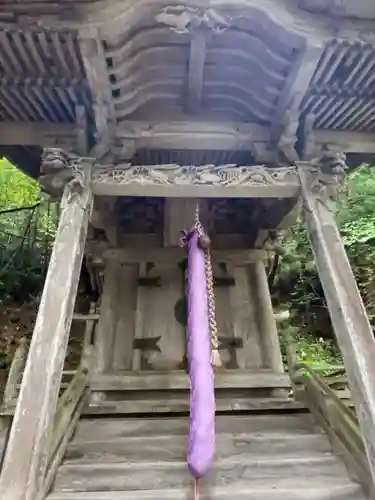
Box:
left=90, top=371, right=291, bottom=391
left=298, top=163, right=375, bottom=487
left=52, top=456, right=346, bottom=492
left=228, top=265, right=262, bottom=369
left=0, top=166, right=93, bottom=500
left=46, top=482, right=367, bottom=500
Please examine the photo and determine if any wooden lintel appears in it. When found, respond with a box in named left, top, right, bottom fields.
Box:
left=115, top=120, right=270, bottom=151
left=313, top=129, right=375, bottom=154
left=298, top=163, right=375, bottom=487
left=186, top=31, right=207, bottom=113
left=91, top=164, right=300, bottom=198
left=0, top=121, right=75, bottom=147
left=100, top=247, right=267, bottom=265
left=0, top=167, right=93, bottom=500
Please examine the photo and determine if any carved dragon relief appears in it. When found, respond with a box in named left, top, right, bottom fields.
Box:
left=40, top=148, right=87, bottom=202
left=91, top=164, right=299, bottom=188
left=155, top=5, right=233, bottom=34
left=299, top=151, right=348, bottom=207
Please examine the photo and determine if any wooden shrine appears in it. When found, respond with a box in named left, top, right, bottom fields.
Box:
left=1, top=1, right=375, bottom=499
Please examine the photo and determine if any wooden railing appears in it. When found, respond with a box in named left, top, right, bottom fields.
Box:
left=43, top=368, right=89, bottom=497
left=0, top=302, right=97, bottom=497
left=284, top=333, right=375, bottom=497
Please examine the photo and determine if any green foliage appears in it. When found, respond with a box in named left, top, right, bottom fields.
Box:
left=276, top=165, right=375, bottom=366
left=0, top=158, right=57, bottom=302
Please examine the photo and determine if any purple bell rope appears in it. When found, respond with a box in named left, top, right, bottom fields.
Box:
left=180, top=209, right=218, bottom=499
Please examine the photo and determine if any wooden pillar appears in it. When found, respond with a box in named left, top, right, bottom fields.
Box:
left=0, top=165, right=92, bottom=500
left=248, top=260, right=284, bottom=373
left=298, top=161, right=375, bottom=486
left=92, top=260, right=118, bottom=375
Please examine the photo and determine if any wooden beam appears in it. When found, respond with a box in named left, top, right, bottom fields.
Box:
left=100, top=247, right=266, bottom=265
left=0, top=121, right=75, bottom=147
left=74, top=105, right=89, bottom=155
left=91, top=164, right=300, bottom=198
left=78, top=27, right=116, bottom=145
left=272, top=39, right=324, bottom=142
left=298, top=162, right=375, bottom=487
left=115, top=120, right=270, bottom=152
left=186, top=31, right=206, bottom=113
left=313, top=129, right=375, bottom=154
left=0, top=167, right=93, bottom=500
left=91, top=370, right=291, bottom=391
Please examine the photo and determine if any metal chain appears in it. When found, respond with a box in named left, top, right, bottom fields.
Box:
left=194, top=206, right=221, bottom=368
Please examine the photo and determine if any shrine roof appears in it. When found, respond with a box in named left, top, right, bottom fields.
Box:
left=1, top=0, right=375, bottom=176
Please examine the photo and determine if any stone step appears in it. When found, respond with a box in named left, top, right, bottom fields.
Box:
left=72, top=414, right=319, bottom=441
left=53, top=455, right=347, bottom=492
left=64, top=433, right=331, bottom=464
left=48, top=481, right=366, bottom=500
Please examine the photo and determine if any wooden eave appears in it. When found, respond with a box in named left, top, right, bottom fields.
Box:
left=1, top=1, right=375, bottom=176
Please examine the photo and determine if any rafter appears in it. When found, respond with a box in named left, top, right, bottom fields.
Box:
left=272, top=38, right=324, bottom=152
left=186, top=30, right=207, bottom=114
left=78, top=27, right=116, bottom=147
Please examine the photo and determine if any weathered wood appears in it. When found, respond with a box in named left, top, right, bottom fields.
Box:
left=163, top=198, right=205, bottom=247
left=51, top=455, right=345, bottom=492
left=91, top=164, right=300, bottom=198
left=78, top=27, right=115, bottom=145
left=132, top=263, right=148, bottom=371
left=46, top=483, right=367, bottom=500
left=73, top=313, right=100, bottom=321
left=66, top=413, right=319, bottom=440
left=3, top=337, right=28, bottom=408
left=298, top=366, right=373, bottom=495
left=75, top=105, right=89, bottom=156
left=312, top=129, right=375, bottom=154
left=272, top=39, right=323, bottom=142
left=115, top=120, right=270, bottom=151
left=49, top=370, right=89, bottom=462
left=90, top=371, right=291, bottom=391
left=137, top=263, right=185, bottom=370
left=0, top=166, right=93, bottom=500
left=0, top=122, right=75, bottom=147
left=111, top=264, right=137, bottom=371
left=43, top=389, right=89, bottom=498
left=186, top=31, right=206, bottom=113
left=91, top=261, right=118, bottom=380
left=298, top=162, right=375, bottom=488
left=101, top=247, right=267, bottom=265
left=249, top=261, right=284, bottom=373
left=228, top=265, right=262, bottom=369
left=79, top=302, right=98, bottom=373
left=63, top=432, right=331, bottom=464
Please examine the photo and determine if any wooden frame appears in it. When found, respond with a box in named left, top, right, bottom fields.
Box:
left=91, top=164, right=300, bottom=198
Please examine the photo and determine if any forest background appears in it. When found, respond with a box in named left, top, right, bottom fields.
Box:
left=1, top=157, right=375, bottom=375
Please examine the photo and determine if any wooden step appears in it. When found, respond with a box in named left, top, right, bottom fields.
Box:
left=64, top=433, right=331, bottom=464
left=90, top=371, right=291, bottom=391
left=53, top=455, right=346, bottom=492
left=72, top=414, right=320, bottom=441
left=48, top=481, right=366, bottom=500
left=84, top=396, right=304, bottom=415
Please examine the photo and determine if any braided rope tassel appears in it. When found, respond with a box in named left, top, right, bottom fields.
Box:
left=194, top=206, right=222, bottom=368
